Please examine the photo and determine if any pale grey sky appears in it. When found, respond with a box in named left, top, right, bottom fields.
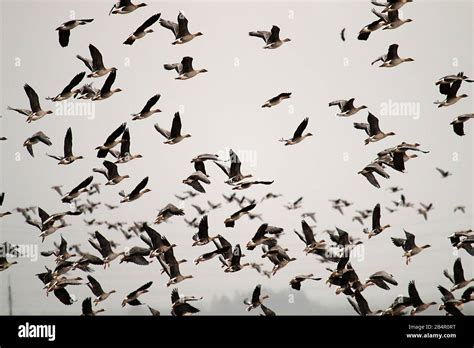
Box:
left=0, top=0, right=473, bottom=315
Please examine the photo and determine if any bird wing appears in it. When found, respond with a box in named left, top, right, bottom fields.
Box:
left=130, top=177, right=149, bottom=197
left=62, top=72, right=85, bottom=94
left=197, top=215, right=209, bottom=239
left=154, top=123, right=171, bottom=139
left=408, top=281, right=423, bottom=307
left=119, top=128, right=130, bottom=157
left=453, top=258, right=465, bottom=284
left=105, top=122, right=127, bottom=145
left=170, top=112, right=183, bottom=138
left=268, top=25, right=281, bottom=43
left=372, top=203, right=381, bottom=230
left=63, top=127, right=73, bottom=157
left=160, top=18, right=179, bottom=38
left=386, top=44, right=399, bottom=61
left=70, top=176, right=93, bottom=195
left=103, top=160, right=119, bottom=179
left=301, top=220, right=316, bottom=244
left=141, top=94, right=160, bottom=113
left=94, top=231, right=113, bottom=256
left=136, top=13, right=161, bottom=33
left=24, top=84, right=41, bottom=112
left=367, top=113, right=381, bottom=135
left=58, top=30, right=70, bottom=47
left=293, top=118, right=309, bottom=140
left=177, top=12, right=191, bottom=37
left=181, top=56, right=194, bottom=74
left=100, top=69, right=116, bottom=94
left=89, top=44, right=105, bottom=70
left=251, top=284, right=261, bottom=304
left=87, top=275, right=104, bottom=296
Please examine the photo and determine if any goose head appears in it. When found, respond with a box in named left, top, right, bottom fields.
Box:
left=283, top=38, right=292, bottom=43
left=198, top=69, right=208, bottom=74
left=194, top=32, right=204, bottom=37
left=403, top=58, right=414, bottom=62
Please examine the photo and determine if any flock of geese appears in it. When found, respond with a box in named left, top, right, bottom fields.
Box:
left=1, top=0, right=473, bottom=317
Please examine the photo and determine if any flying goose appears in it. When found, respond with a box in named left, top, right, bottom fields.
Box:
left=82, top=297, right=105, bottom=316
left=437, top=286, right=464, bottom=316
left=408, top=281, right=437, bottom=315
left=142, top=224, right=176, bottom=257
left=86, top=275, right=116, bottom=305
left=47, top=72, right=86, bottom=101
left=96, top=122, right=126, bottom=158
left=435, top=167, right=452, bottom=178
left=262, top=241, right=297, bottom=275
left=214, top=149, right=253, bottom=184
left=280, top=117, right=313, bottom=145
left=354, top=112, right=395, bottom=144
left=160, top=11, right=203, bottom=45
left=41, top=235, right=76, bottom=262
left=36, top=268, right=76, bottom=305
left=224, top=203, right=256, bottom=227
left=232, top=180, right=274, bottom=190
left=365, top=203, right=390, bottom=238
left=443, top=258, right=473, bottom=291
left=284, top=196, right=303, bottom=210
left=110, top=0, right=147, bottom=15
left=119, top=177, right=151, bottom=203
left=23, top=131, right=52, bottom=157
left=192, top=215, right=218, bottom=246
left=207, top=200, right=222, bottom=210
left=183, top=171, right=210, bottom=193
left=376, top=142, right=429, bottom=172
left=119, top=246, right=151, bottom=265
left=122, top=281, right=152, bottom=307
left=435, top=79, right=469, bottom=107
left=194, top=238, right=231, bottom=265
left=56, top=19, right=94, bottom=47
left=77, top=44, right=116, bottom=78
left=8, top=84, right=53, bottom=122
left=88, top=231, right=121, bottom=268
left=391, top=230, right=431, bottom=265
left=123, top=13, right=160, bottom=45
left=372, top=9, right=412, bottom=29
left=224, top=244, right=250, bottom=273
left=155, top=203, right=184, bottom=224
left=47, top=127, right=83, bottom=165
left=357, top=11, right=387, bottom=41
left=61, top=176, right=93, bottom=203
left=244, top=284, right=269, bottom=311
left=371, top=44, right=414, bottom=67
left=171, top=288, right=200, bottom=316
left=262, top=92, right=292, bottom=108
left=246, top=223, right=274, bottom=250
left=93, top=160, right=129, bottom=185
left=450, top=114, right=474, bottom=136
left=290, top=274, right=322, bottom=290
left=249, top=25, right=291, bottom=49
left=92, top=68, right=121, bottom=100
left=329, top=98, right=367, bottom=116
left=154, top=112, right=191, bottom=144
left=164, top=56, right=208, bottom=80
left=191, top=204, right=208, bottom=215
left=131, top=94, right=161, bottom=120
left=358, top=162, right=390, bottom=188
left=294, top=220, right=325, bottom=254
left=347, top=291, right=383, bottom=316
left=113, top=128, right=143, bottom=163
left=158, top=248, right=193, bottom=286
left=436, top=72, right=473, bottom=94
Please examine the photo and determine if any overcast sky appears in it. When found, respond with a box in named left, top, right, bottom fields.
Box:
left=0, top=0, right=473, bottom=315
